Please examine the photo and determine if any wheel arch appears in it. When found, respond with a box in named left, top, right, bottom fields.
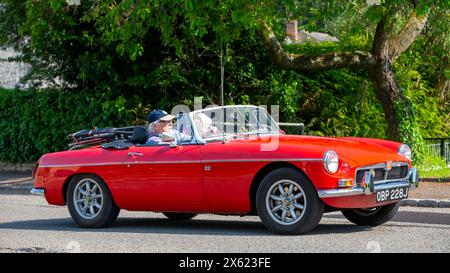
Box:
left=62, top=173, right=109, bottom=204
left=249, top=162, right=312, bottom=215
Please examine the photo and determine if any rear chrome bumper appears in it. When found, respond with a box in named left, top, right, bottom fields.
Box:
left=318, top=168, right=419, bottom=198
left=30, top=188, right=45, bottom=196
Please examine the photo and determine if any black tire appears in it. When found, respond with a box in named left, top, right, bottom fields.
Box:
left=67, top=174, right=120, bottom=228
left=256, top=168, right=324, bottom=235
left=163, top=212, right=197, bottom=221
left=342, top=202, right=400, bottom=226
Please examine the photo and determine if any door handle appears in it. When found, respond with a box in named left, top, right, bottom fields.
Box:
left=128, top=152, right=144, bottom=157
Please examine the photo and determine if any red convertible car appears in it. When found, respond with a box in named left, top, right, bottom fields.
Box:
left=31, top=105, right=419, bottom=235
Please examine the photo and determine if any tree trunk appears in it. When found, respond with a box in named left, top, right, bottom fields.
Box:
left=369, top=57, right=414, bottom=141
left=258, top=7, right=430, bottom=145
left=368, top=10, right=429, bottom=143
left=436, top=55, right=449, bottom=107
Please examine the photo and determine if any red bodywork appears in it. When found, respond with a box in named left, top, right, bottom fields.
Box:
left=33, top=135, right=411, bottom=213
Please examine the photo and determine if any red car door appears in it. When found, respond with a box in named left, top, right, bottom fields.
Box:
left=123, top=144, right=204, bottom=211
left=200, top=141, right=267, bottom=214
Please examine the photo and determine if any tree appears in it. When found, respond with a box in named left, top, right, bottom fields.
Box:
left=259, top=0, right=448, bottom=147
left=1, top=0, right=448, bottom=149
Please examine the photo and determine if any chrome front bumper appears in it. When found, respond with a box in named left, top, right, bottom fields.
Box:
left=30, top=188, right=45, bottom=196
left=318, top=168, right=419, bottom=198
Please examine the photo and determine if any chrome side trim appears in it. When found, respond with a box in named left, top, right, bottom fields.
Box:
left=38, top=158, right=323, bottom=168
left=126, top=160, right=200, bottom=165
left=202, top=158, right=322, bottom=163
left=31, top=188, right=45, bottom=196
left=129, top=158, right=322, bottom=164
left=39, top=162, right=124, bottom=168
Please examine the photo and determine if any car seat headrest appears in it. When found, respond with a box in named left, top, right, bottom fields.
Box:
left=131, top=126, right=148, bottom=144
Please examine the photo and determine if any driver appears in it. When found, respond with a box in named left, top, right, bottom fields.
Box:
left=146, top=109, right=175, bottom=145
left=146, top=109, right=191, bottom=145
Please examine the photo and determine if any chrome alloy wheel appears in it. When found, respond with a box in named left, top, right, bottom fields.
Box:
left=73, top=178, right=103, bottom=220
left=265, top=179, right=307, bottom=225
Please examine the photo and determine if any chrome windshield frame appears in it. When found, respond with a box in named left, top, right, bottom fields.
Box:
left=188, top=105, right=280, bottom=143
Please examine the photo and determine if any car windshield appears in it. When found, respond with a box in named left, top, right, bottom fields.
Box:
left=171, top=113, right=194, bottom=144
left=191, top=106, right=280, bottom=142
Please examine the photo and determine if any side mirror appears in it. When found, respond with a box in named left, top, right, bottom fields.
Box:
left=131, top=126, right=148, bottom=144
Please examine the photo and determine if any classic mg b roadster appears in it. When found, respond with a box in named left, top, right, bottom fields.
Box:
left=32, top=105, right=419, bottom=234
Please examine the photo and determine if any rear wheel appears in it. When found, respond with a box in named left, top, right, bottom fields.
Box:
left=67, top=175, right=120, bottom=228
left=256, top=168, right=324, bottom=235
left=341, top=202, right=400, bottom=226
left=163, top=213, right=197, bottom=221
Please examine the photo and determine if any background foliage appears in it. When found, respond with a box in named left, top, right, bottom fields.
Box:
left=0, top=88, right=138, bottom=162
left=0, top=0, right=448, bottom=163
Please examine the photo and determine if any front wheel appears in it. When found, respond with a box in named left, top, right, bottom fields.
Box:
left=67, top=174, right=120, bottom=228
left=341, top=202, right=400, bottom=226
left=256, top=168, right=324, bottom=235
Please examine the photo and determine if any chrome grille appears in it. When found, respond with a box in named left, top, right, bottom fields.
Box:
left=355, top=162, right=409, bottom=185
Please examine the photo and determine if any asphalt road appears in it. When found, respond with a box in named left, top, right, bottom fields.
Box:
left=0, top=194, right=449, bottom=253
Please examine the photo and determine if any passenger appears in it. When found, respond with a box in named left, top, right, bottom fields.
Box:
left=194, top=113, right=218, bottom=139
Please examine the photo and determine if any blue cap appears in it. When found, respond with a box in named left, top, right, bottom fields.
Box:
left=147, top=109, right=175, bottom=123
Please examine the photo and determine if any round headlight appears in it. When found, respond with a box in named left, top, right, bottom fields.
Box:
left=323, top=150, right=339, bottom=174
left=398, top=144, right=412, bottom=160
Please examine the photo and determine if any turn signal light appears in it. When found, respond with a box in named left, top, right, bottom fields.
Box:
left=338, top=178, right=354, bottom=188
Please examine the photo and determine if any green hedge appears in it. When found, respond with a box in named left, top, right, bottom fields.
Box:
left=0, top=88, right=136, bottom=163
